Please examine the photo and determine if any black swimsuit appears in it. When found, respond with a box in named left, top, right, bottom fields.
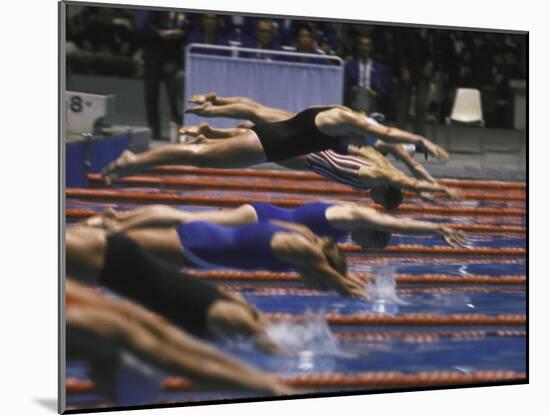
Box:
left=251, top=106, right=342, bottom=161
left=98, top=234, right=226, bottom=336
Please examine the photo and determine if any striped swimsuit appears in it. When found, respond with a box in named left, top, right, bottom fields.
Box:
left=305, top=115, right=378, bottom=190
left=305, top=115, right=415, bottom=189
left=306, top=149, right=372, bottom=190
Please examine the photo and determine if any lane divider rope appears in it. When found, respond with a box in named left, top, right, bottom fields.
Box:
left=263, top=312, right=526, bottom=326
left=86, top=174, right=525, bottom=202
left=160, top=370, right=525, bottom=391
left=150, top=166, right=526, bottom=190
left=183, top=270, right=525, bottom=285
left=67, top=369, right=525, bottom=394
left=66, top=189, right=526, bottom=216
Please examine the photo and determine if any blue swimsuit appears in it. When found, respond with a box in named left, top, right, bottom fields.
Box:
left=250, top=201, right=347, bottom=241
left=176, top=221, right=294, bottom=271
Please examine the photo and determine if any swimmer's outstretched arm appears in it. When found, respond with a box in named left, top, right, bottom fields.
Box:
left=358, top=166, right=462, bottom=200
left=297, top=261, right=368, bottom=299
left=374, top=142, right=441, bottom=203
left=271, top=228, right=367, bottom=299
left=350, top=206, right=468, bottom=248
left=66, top=280, right=294, bottom=395
left=340, top=111, right=449, bottom=161
left=375, top=142, right=437, bottom=183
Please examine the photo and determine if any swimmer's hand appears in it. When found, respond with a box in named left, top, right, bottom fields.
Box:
left=443, top=186, right=464, bottom=200
left=336, top=273, right=370, bottom=300
left=341, top=274, right=369, bottom=300
left=439, top=227, right=469, bottom=248
left=421, top=138, right=449, bottom=162
left=101, top=150, right=137, bottom=186
left=300, top=270, right=368, bottom=300
left=419, top=191, right=440, bottom=204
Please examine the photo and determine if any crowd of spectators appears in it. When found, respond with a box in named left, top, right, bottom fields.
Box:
left=66, top=6, right=526, bottom=134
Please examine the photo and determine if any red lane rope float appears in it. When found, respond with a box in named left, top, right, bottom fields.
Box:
left=185, top=270, right=526, bottom=285
left=350, top=257, right=525, bottom=265
left=340, top=243, right=525, bottom=256
left=64, top=208, right=526, bottom=234
left=66, top=189, right=526, bottom=216
left=264, top=312, right=526, bottom=326
left=161, top=370, right=525, bottom=392
left=404, top=213, right=525, bottom=225
left=86, top=174, right=526, bottom=202
left=66, top=378, right=96, bottom=394
left=334, top=329, right=526, bottom=342
left=217, top=286, right=524, bottom=296
left=151, top=166, right=526, bottom=190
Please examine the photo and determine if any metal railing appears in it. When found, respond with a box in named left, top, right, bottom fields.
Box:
left=184, top=43, right=345, bottom=128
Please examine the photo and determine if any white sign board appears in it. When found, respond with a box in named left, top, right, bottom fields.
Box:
left=65, top=91, right=114, bottom=134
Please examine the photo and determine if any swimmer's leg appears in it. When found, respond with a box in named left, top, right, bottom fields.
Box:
left=179, top=123, right=249, bottom=139
left=102, top=132, right=267, bottom=181
left=185, top=100, right=293, bottom=124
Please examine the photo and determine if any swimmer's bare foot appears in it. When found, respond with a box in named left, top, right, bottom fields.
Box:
left=186, top=134, right=209, bottom=145
left=184, top=102, right=213, bottom=116
left=188, top=91, right=217, bottom=105
left=178, top=122, right=212, bottom=137
left=101, top=150, right=138, bottom=185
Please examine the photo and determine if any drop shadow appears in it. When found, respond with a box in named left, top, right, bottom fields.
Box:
left=34, top=398, right=57, bottom=413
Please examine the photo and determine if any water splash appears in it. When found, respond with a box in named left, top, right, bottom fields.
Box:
left=265, top=309, right=351, bottom=357
left=366, top=265, right=409, bottom=315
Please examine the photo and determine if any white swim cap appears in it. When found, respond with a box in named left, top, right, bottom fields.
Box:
left=402, top=143, right=416, bottom=157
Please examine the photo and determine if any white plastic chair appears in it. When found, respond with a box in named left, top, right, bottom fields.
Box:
left=444, top=88, right=486, bottom=155
left=446, top=88, right=485, bottom=126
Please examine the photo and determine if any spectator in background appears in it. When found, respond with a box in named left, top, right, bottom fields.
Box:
left=77, top=8, right=135, bottom=56
left=135, top=10, right=188, bottom=141
left=312, top=22, right=339, bottom=55
left=430, top=30, right=458, bottom=121
left=296, top=25, right=316, bottom=53
left=293, top=25, right=325, bottom=62
left=391, top=28, right=434, bottom=135
left=345, top=35, right=390, bottom=114
left=66, top=5, right=90, bottom=53
left=481, top=47, right=522, bottom=128
left=456, top=48, right=478, bottom=88
left=66, top=7, right=137, bottom=77
left=241, top=19, right=282, bottom=59
left=318, top=35, right=336, bottom=56
left=186, top=14, right=229, bottom=54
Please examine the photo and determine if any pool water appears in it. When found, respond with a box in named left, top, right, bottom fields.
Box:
left=65, top=178, right=526, bottom=409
